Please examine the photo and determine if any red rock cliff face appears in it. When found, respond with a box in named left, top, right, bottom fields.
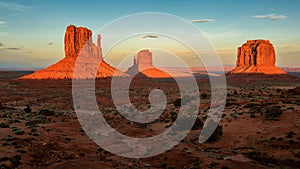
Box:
left=64, top=25, right=103, bottom=60
left=229, top=40, right=286, bottom=74
left=21, top=25, right=125, bottom=79
left=64, top=25, right=92, bottom=58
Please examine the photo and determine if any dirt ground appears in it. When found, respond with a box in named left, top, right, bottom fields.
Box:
left=0, top=71, right=299, bottom=169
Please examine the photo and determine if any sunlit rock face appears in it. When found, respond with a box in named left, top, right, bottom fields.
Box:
left=228, top=40, right=286, bottom=74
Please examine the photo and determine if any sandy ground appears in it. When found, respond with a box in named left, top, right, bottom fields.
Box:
left=0, top=71, right=299, bottom=169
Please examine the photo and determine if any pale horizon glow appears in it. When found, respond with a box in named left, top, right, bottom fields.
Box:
left=0, top=0, right=299, bottom=68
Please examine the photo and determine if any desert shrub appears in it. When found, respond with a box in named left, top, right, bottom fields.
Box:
left=0, top=122, right=10, bottom=128
left=288, top=86, right=300, bottom=95
left=191, top=117, right=204, bottom=130
left=221, top=166, right=229, bottom=169
left=170, top=112, right=177, bottom=122
left=39, top=109, right=55, bottom=116
left=261, top=102, right=277, bottom=106
left=250, top=113, right=256, bottom=118
left=226, top=102, right=239, bottom=107
left=9, top=155, right=22, bottom=168
left=208, top=161, right=220, bottom=168
left=262, top=106, right=283, bottom=120
left=249, top=106, right=263, bottom=114
left=173, top=98, right=181, bottom=107
left=282, top=100, right=292, bottom=104
left=0, top=157, right=9, bottom=162
left=24, top=105, right=31, bottom=113
left=243, top=103, right=260, bottom=108
left=294, top=152, right=300, bottom=158
left=15, top=130, right=25, bottom=135
left=286, top=131, right=295, bottom=138
left=201, top=120, right=223, bottom=142
left=0, top=164, right=10, bottom=169
left=201, top=93, right=208, bottom=99
left=11, top=127, right=25, bottom=135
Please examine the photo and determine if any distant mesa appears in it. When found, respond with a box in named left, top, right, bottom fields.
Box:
left=126, top=49, right=171, bottom=78
left=21, top=25, right=127, bottom=79
left=21, top=26, right=287, bottom=79
left=228, top=40, right=286, bottom=74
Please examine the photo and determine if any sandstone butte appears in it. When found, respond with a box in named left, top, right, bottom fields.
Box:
left=21, top=25, right=127, bottom=79
left=228, top=40, right=286, bottom=74
left=126, top=49, right=171, bottom=78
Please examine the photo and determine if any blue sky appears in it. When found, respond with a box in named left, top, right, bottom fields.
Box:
left=0, top=0, right=299, bottom=68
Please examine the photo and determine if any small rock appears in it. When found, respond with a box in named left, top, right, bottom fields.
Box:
left=144, top=163, right=151, bottom=167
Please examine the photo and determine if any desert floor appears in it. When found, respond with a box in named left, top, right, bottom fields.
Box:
left=0, top=71, right=299, bottom=169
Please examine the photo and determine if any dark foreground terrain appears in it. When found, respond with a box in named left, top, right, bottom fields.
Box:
left=0, top=71, right=300, bottom=169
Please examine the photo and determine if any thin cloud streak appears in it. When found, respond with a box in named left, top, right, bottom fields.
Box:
left=252, top=14, right=287, bottom=20
left=142, top=35, right=159, bottom=39
left=0, top=1, right=30, bottom=11
left=191, top=19, right=215, bottom=23
left=6, top=47, right=20, bottom=50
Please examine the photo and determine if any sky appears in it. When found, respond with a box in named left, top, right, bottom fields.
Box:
left=0, top=0, right=299, bottom=68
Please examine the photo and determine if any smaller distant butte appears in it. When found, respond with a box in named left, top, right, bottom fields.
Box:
left=126, top=49, right=171, bottom=78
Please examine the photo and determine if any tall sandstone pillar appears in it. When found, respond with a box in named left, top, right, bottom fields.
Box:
left=64, top=25, right=93, bottom=58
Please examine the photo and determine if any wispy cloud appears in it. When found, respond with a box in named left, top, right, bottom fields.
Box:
left=48, top=42, right=54, bottom=45
left=6, top=47, right=20, bottom=50
left=191, top=19, right=215, bottom=23
left=0, top=1, right=30, bottom=11
left=142, top=35, right=159, bottom=39
left=252, top=14, right=287, bottom=20
left=0, top=20, right=7, bottom=28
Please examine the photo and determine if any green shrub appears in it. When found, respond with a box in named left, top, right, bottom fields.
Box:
left=262, top=106, right=283, bottom=120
